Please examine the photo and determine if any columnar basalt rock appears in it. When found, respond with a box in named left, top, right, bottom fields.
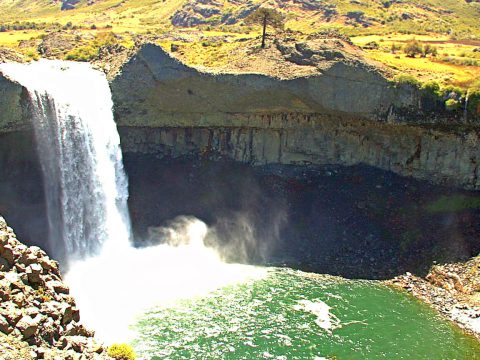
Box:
left=118, top=114, right=480, bottom=189
left=109, top=44, right=480, bottom=189
left=0, top=216, right=107, bottom=359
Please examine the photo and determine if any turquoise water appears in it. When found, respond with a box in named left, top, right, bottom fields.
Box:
left=133, top=268, right=480, bottom=359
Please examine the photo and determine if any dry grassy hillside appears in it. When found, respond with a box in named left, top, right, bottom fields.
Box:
left=0, top=0, right=479, bottom=90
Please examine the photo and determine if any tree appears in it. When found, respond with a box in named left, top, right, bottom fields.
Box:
left=403, top=39, right=422, bottom=58
left=245, top=7, right=284, bottom=49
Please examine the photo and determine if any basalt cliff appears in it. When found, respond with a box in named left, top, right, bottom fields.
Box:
left=1, top=41, right=479, bottom=190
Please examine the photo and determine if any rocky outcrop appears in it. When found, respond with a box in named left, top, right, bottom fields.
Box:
left=171, top=0, right=258, bottom=27
left=388, top=256, right=480, bottom=339
left=111, top=44, right=413, bottom=125
left=0, top=216, right=107, bottom=359
left=118, top=114, right=480, bottom=189
left=1, top=43, right=479, bottom=189
left=107, top=44, right=480, bottom=189
left=0, top=74, right=30, bottom=132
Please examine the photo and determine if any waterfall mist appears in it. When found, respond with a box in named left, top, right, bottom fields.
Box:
left=0, top=60, right=265, bottom=343
left=66, top=216, right=265, bottom=343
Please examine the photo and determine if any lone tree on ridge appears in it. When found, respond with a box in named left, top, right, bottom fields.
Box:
left=245, top=7, right=284, bottom=49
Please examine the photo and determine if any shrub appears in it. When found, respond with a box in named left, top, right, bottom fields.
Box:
left=445, top=98, right=460, bottom=111
left=441, top=85, right=464, bottom=99
left=25, top=49, right=39, bottom=61
left=404, top=39, right=422, bottom=57
left=107, top=343, right=136, bottom=360
left=363, top=41, right=379, bottom=49
left=394, top=74, right=420, bottom=88
left=390, top=43, right=401, bottom=53
left=421, top=81, right=441, bottom=97
left=422, top=44, right=437, bottom=57
left=64, top=46, right=98, bottom=61
left=467, top=89, right=480, bottom=116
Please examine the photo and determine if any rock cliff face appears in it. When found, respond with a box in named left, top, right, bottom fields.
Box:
left=108, top=44, right=480, bottom=189
left=0, top=74, right=30, bottom=132
left=118, top=116, right=480, bottom=189
left=1, top=44, right=479, bottom=189
left=110, top=44, right=414, bottom=125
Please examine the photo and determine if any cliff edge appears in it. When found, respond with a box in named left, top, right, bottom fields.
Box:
left=110, top=43, right=415, bottom=127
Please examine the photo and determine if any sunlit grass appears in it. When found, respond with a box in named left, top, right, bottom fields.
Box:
left=351, top=34, right=480, bottom=86
left=0, top=30, right=43, bottom=47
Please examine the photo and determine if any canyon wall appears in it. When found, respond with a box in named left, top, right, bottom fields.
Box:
left=110, top=44, right=416, bottom=126
left=118, top=115, right=480, bottom=189
left=1, top=45, right=479, bottom=189
left=111, top=44, right=480, bottom=189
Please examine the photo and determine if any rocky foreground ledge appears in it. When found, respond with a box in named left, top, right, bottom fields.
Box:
left=0, top=216, right=108, bottom=359
left=387, top=257, right=480, bottom=340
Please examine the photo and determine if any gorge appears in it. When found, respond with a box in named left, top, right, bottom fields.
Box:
left=0, top=44, right=480, bottom=358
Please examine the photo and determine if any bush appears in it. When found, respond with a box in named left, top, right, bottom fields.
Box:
left=64, top=46, right=98, bottom=61
left=363, top=41, right=379, bottom=49
left=394, top=74, right=420, bottom=88
left=404, top=39, right=423, bottom=57
left=421, top=81, right=441, bottom=97
left=107, top=343, right=136, bottom=360
left=390, top=43, right=401, bottom=53
left=422, top=44, right=437, bottom=57
left=445, top=98, right=460, bottom=111
left=467, top=89, right=480, bottom=116
left=441, top=85, right=464, bottom=99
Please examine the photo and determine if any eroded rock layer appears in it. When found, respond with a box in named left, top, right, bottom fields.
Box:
left=119, top=115, right=480, bottom=189
left=109, top=45, right=479, bottom=189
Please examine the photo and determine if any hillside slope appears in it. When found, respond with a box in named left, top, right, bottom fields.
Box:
left=0, top=0, right=479, bottom=88
left=0, top=0, right=479, bottom=37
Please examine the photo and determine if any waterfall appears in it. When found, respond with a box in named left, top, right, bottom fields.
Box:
left=0, top=60, right=265, bottom=344
left=464, top=90, right=469, bottom=123
left=0, top=60, right=131, bottom=264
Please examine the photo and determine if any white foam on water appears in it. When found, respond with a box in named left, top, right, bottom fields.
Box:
left=294, top=299, right=340, bottom=333
left=65, top=217, right=266, bottom=343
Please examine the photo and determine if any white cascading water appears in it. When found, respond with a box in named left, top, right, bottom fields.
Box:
left=0, top=60, right=131, bottom=261
left=0, top=60, right=264, bottom=343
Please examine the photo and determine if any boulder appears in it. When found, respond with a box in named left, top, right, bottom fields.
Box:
left=26, top=263, right=43, bottom=284
left=1, top=244, right=15, bottom=265
left=0, top=216, right=107, bottom=356
left=61, top=304, right=75, bottom=325
left=1, top=302, right=23, bottom=326
left=0, top=314, right=13, bottom=334
left=0, top=257, right=10, bottom=271
left=49, top=281, right=69, bottom=295
left=16, top=315, right=41, bottom=339
left=0, top=216, right=7, bottom=231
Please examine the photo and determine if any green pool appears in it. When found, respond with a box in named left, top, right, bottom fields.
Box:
left=133, top=268, right=480, bottom=359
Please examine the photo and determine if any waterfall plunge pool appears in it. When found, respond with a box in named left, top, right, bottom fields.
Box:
left=132, top=267, right=480, bottom=359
